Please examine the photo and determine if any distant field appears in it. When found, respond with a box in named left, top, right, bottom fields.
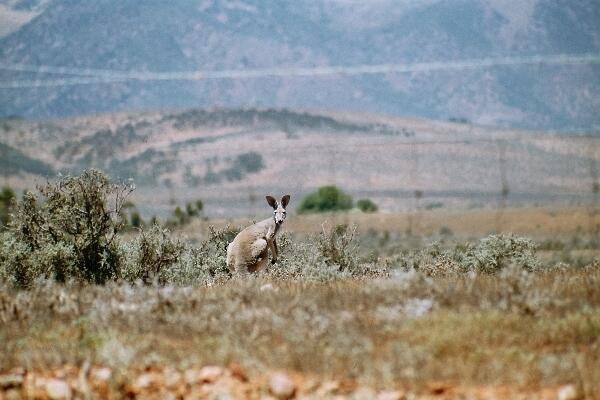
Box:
left=1, top=149, right=599, bottom=399
left=1, top=109, right=598, bottom=217
left=182, top=206, right=600, bottom=239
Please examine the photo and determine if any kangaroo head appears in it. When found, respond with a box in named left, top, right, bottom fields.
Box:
left=266, top=195, right=290, bottom=225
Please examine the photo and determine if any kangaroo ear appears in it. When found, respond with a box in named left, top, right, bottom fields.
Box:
left=281, top=195, right=290, bottom=208
left=266, top=195, right=278, bottom=209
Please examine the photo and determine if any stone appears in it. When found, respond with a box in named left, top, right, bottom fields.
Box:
left=377, top=389, right=406, bottom=400
left=268, top=372, right=296, bottom=399
left=316, top=380, right=340, bottom=396
left=557, top=384, right=581, bottom=400
left=131, top=372, right=162, bottom=393
left=45, top=378, right=72, bottom=400
left=134, top=373, right=154, bottom=389
left=90, top=367, right=112, bottom=382
left=185, top=366, right=223, bottom=385
left=198, top=366, right=223, bottom=383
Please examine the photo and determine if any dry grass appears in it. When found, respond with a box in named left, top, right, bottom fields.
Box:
left=1, top=268, right=599, bottom=396
left=2, top=198, right=599, bottom=398
left=184, top=206, right=600, bottom=239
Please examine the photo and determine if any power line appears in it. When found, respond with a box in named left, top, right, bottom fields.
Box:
left=0, top=52, right=599, bottom=88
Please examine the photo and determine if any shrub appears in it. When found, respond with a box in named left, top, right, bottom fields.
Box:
left=130, top=211, right=143, bottom=228
left=164, top=226, right=239, bottom=285
left=386, top=234, right=540, bottom=276
left=317, top=224, right=358, bottom=272
left=171, top=206, right=187, bottom=226
left=357, top=198, right=378, bottom=213
left=119, top=201, right=145, bottom=230
left=0, top=186, right=16, bottom=230
left=221, top=152, right=265, bottom=182
left=196, top=225, right=239, bottom=277
left=122, top=225, right=184, bottom=284
left=298, top=185, right=353, bottom=214
left=235, top=152, right=264, bottom=173
left=0, top=169, right=133, bottom=287
left=465, top=234, right=539, bottom=273
left=167, top=199, right=203, bottom=227
left=186, top=200, right=203, bottom=217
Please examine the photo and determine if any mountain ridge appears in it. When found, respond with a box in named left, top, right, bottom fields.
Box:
left=0, top=0, right=599, bottom=130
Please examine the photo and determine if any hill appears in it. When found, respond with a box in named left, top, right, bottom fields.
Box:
left=0, top=0, right=599, bottom=130
left=0, top=108, right=596, bottom=217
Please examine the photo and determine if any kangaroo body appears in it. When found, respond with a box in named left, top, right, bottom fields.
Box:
left=227, top=195, right=290, bottom=273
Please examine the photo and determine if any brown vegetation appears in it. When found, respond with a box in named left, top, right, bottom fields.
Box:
left=1, top=267, right=599, bottom=398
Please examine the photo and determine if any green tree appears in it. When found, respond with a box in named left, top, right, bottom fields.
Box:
left=130, top=211, right=143, bottom=228
left=173, top=206, right=187, bottom=225
left=186, top=202, right=198, bottom=217
left=298, top=185, right=353, bottom=214
left=357, top=198, right=378, bottom=213
left=0, top=186, right=16, bottom=230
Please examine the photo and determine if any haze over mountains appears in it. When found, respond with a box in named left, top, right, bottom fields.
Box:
left=1, top=108, right=596, bottom=217
left=0, top=0, right=599, bottom=130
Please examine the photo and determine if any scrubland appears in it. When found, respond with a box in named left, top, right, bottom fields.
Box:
left=1, top=171, right=599, bottom=399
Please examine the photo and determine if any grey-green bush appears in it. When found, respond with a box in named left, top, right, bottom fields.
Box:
left=121, top=225, right=184, bottom=285
left=384, top=234, right=540, bottom=276
left=0, top=169, right=132, bottom=287
left=465, top=234, right=539, bottom=273
left=317, top=224, right=358, bottom=272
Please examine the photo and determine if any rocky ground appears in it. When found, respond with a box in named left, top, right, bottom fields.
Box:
left=0, top=364, right=585, bottom=400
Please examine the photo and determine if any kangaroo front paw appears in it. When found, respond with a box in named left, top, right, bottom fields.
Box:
left=271, top=258, right=277, bottom=265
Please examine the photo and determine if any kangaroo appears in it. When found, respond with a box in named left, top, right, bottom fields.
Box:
left=226, top=195, right=290, bottom=273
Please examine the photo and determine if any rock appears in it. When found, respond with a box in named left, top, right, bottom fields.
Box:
left=45, top=378, right=72, bottom=400
left=131, top=372, right=162, bottom=393
left=198, top=366, right=223, bottom=383
left=268, top=372, right=296, bottom=399
left=0, top=374, right=24, bottom=390
left=90, top=367, right=112, bottom=382
left=134, top=373, right=154, bottom=389
left=316, top=380, right=340, bottom=396
left=377, top=389, right=406, bottom=400
left=185, top=366, right=223, bottom=385
left=557, top=384, right=581, bottom=400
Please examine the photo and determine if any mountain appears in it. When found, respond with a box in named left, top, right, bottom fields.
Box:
left=0, top=0, right=599, bottom=130
left=0, top=108, right=596, bottom=217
